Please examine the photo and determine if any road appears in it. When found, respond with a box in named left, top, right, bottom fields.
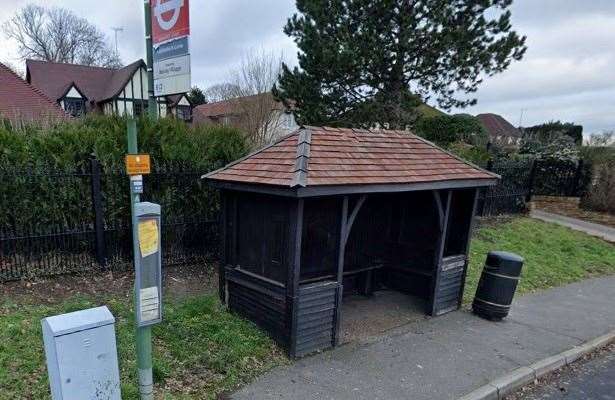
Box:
left=508, top=344, right=615, bottom=400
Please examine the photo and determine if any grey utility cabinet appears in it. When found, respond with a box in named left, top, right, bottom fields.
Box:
left=41, top=306, right=121, bottom=400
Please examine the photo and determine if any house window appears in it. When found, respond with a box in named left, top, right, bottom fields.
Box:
left=64, top=98, right=86, bottom=117
left=134, top=101, right=148, bottom=117
left=283, top=112, right=295, bottom=129
left=176, top=105, right=192, bottom=122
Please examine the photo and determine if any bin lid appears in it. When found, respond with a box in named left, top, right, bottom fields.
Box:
left=42, top=306, right=115, bottom=337
left=488, top=251, right=524, bottom=263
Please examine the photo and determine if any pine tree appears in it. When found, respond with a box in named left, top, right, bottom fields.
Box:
left=187, top=86, right=207, bottom=106
left=274, top=0, right=526, bottom=129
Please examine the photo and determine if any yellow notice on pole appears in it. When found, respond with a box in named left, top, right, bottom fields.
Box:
left=138, top=219, right=159, bottom=257
left=126, top=154, right=151, bottom=175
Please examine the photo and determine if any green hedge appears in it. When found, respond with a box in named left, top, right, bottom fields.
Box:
left=415, top=114, right=489, bottom=147
left=414, top=115, right=490, bottom=164
left=0, top=115, right=248, bottom=171
left=0, top=116, right=249, bottom=234
left=523, top=121, right=583, bottom=146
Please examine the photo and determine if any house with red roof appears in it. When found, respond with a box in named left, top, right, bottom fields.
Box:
left=25, top=59, right=191, bottom=121
left=193, top=92, right=298, bottom=142
left=0, top=62, right=67, bottom=127
left=476, top=113, right=523, bottom=147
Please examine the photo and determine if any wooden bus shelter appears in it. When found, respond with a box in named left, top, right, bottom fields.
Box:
left=204, top=126, right=498, bottom=358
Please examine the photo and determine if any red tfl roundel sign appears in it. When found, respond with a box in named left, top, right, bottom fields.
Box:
left=151, top=0, right=190, bottom=45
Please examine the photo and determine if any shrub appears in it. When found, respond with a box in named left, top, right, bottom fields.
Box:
left=447, top=141, right=490, bottom=165
left=0, top=115, right=249, bottom=170
left=0, top=115, right=250, bottom=234
left=415, top=114, right=489, bottom=147
left=581, top=159, right=615, bottom=214
left=519, top=135, right=579, bottom=162
left=523, top=121, right=583, bottom=146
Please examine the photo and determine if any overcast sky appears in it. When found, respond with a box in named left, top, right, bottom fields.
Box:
left=1, top=0, right=614, bottom=135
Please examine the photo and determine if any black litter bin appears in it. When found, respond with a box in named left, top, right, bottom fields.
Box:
left=473, top=251, right=524, bottom=320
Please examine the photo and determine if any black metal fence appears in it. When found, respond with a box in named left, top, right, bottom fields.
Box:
left=0, top=158, right=219, bottom=281
left=0, top=156, right=589, bottom=281
left=478, top=158, right=589, bottom=217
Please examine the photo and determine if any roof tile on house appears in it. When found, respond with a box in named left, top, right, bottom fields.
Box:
left=193, top=93, right=287, bottom=122
left=476, top=113, right=522, bottom=140
left=26, top=59, right=145, bottom=103
left=205, top=126, right=498, bottom=188
left=0, top=62, right=67, bottom=125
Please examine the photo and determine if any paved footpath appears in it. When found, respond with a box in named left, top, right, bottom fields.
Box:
left=233, top=276, right=615, bottom=400
left=530, top=209, right=615, bottom=243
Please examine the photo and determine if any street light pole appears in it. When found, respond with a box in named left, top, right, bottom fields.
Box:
left=143, top=0, right=158, bottom=119
left=111, top=27, right=124, bottom=56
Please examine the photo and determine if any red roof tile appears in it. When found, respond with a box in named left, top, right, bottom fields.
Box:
left=477, top=113, right=522, bottom=140
left=0, top=62, right=68, bottom=126
left=205, top=126, right=499, bottom=189
left=193, top=92, right=289, bottom=123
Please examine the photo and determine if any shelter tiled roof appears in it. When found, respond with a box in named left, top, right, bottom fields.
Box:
left=0, top=62, right=67, bottom=125
left=26, top=59, right=145, bottom=103
left=205, top=126, right=498, bottom=189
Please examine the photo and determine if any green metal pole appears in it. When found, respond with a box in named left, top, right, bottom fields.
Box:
left=128, top=119, right=154, bottom=400
left=144, top=0, right=158, bottom=119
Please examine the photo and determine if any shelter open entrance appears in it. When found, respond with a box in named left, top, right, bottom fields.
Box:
left=204, top=126, right=498, bottom=358
left=301, top=191, right=477, bottom=343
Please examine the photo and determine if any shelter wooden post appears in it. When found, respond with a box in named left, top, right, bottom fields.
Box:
left=219, top=190, right=227, bottom=303
left=429, top=190, right=452, bottom=316
left=332, top=195, right=367, bottom=345
left=457, top=188, right=480, bottom=308
left=287, top=199, right=304, bottom=357
left=333, top=196, right=349, bottom=345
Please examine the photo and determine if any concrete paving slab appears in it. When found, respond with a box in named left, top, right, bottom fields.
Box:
left=490, top=366, right=534, bottom=397
left=530, top=209, right=615, bottom=242
left=458, top=384, right=498, bottom=400
left=528, top=354, right=566, bottom=377
left=232, top=276, right=615, bottom=400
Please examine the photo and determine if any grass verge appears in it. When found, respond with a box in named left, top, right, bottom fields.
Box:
left=2, top=217, right=614, bottom=398
left=464, top=217, right=615, bottom=304
left=0, top=293, right=286, bottom=399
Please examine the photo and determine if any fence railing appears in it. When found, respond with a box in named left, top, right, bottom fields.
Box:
left=477, top=158, right=590, bottom=217
left=0, top=156, right=590, bottom=281
left=0, top=158, right=219, bottom=281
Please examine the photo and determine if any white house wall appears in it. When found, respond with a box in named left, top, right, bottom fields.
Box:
left=158, top=103, right=168, bottom=117
left=141, top=68, right=148, bottom=99
left=98, top=66, right=184, bottom=118
left=66, top=86, right=82, bottom=99
left=178, top=96, right=190, bottom=106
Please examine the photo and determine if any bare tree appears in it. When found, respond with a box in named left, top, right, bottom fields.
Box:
left=587, top=131, right=614, bottom=147
left=3, top=5, right=121, bottom=68
left=204, top=82, right=241, bottom=103
left=0, top=59, right=25, bottom=78
left=221, top=49, right=290, bottom=146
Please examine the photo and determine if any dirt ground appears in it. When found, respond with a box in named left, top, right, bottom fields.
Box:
left=341, top=290, right=428, bottom=343
left=0, top=264, right=218, bottom=306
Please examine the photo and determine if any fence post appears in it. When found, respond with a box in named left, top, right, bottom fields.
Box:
left=478, top=159, right=494, bottom=216
left=526, top=159, right=538, bottom=202
left=571, top=159, right=584, bottom=197
left=90, top=156, right=106, bottom=268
